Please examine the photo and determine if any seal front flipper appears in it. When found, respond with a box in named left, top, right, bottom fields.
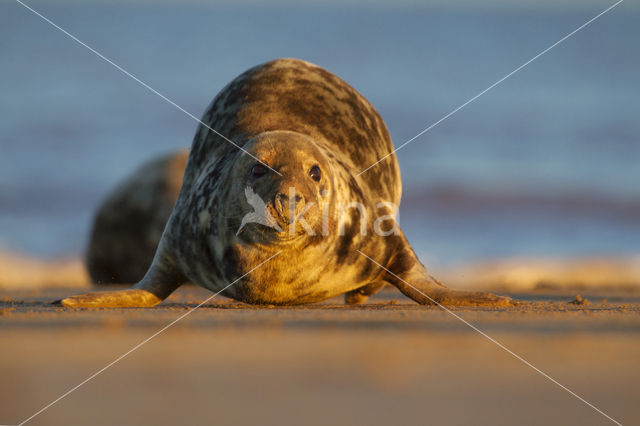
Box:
left=390, top=271, right=513, bottom=307
left=56, top=288, right=167, bottom=308
left=379, top=234, right=513, bottom=307
left=57, top=252, right=186, bottom=308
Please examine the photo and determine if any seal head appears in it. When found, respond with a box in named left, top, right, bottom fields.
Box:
left=228, top=131, right=332, bottom=243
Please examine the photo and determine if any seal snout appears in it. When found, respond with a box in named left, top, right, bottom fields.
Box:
left=274, top=191, right=306, bottom=223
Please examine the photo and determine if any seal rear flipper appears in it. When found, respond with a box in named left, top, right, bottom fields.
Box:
left=344, top=281, right=388, bottom=304
left=57, top=253, right=186, bottom=308
left=379, top=233, right=513, bottom=307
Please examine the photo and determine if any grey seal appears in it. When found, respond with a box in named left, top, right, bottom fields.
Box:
left=60, top=58, right=511, bottom=307
left=86, top=150, right=188, bottom=284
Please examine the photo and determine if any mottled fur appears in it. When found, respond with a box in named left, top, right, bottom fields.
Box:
left=60, top=59, right=511, bottom=308
left=86, top=150, right=188, bottom=284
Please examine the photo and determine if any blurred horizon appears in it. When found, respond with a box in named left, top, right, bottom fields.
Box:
left=1, top=0, right=638, bottom=266
left=13, top=0, right=640, bottom=11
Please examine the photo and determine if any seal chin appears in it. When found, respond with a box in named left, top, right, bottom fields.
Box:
left=270, top=225, right=309, bottom=243
left=272, top=232, right=305, bottom=244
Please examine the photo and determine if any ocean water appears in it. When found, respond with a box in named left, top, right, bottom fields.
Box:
left=1, top=2, right=639, bottom=266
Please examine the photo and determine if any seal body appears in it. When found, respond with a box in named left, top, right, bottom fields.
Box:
left=61, top=58, right=510, bottom=308
left=86, top=151, right=188, bottom=284
left=164, top=58, right=402, bottom=304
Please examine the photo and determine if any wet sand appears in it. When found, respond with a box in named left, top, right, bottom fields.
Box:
left=1, top=286, right=639, bottom=426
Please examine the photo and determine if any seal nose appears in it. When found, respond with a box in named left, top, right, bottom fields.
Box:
left=274, top=191, right=305, bottom=223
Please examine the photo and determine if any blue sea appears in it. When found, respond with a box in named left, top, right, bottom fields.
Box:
left=1, top=1, right=638, bottom=266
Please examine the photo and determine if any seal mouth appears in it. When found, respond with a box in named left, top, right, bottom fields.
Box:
left=273, top=231, right=305, bottom=243
left=270, top=222, right=310, bottom=242
left=268, top=203, right=316, bottom=238
left=238, top=221, right=306, bottom=244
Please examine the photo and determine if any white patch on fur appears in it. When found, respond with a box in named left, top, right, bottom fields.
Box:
left=199, top=210, right=211, bottom=231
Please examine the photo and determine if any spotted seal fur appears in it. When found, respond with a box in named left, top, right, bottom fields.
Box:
left=86, top=150, right=188, bottom=284
left=60, top=58, right=511, bottom=307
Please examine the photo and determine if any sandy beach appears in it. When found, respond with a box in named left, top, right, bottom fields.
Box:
left=1, top=285, right=638, bottom=426
left=2, top=2, right=639, bottom=425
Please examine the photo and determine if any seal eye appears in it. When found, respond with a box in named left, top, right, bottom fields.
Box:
left=309, top=165, right=321, bottom=182
left=251, top=163, right=269, bottom=178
